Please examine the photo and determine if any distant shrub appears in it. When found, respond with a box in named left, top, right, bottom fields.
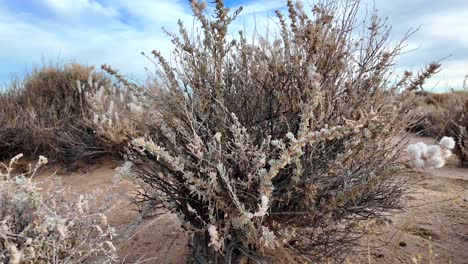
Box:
left=0, top=154, right=117, bottom=263
left=410, top=90, right=468, bottom=166
left=109, top=0, right=439, bottom=262
left=445, top=97, right=468, bottom=166
left=0, top=63, right=115, bottom=164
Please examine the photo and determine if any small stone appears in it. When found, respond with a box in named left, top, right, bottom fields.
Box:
left=399, top=241, right=407, bottom=247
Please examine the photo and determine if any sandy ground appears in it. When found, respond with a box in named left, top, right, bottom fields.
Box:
left=33, top=137, right=467, bottom=264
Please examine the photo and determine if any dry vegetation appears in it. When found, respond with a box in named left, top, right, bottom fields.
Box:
left=0, top=64, right=114, bottom=164
left=111, top=0, right=439, bottom=262
left=0, top=155, right=117, bottom=263
left=0, top=0, right=467, bottom=263
left=0, top=63, right=154, bottom=167
left=409, top=89, right=468, bottom=166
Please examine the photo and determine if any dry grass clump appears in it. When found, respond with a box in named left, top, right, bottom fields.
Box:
left=111, top=0, right=438, bottom=262
left=0, top=64, right=120, bottom=164
left=410, top=90, right=468, bottom=166
left=0, top=154, right=117, bottom=263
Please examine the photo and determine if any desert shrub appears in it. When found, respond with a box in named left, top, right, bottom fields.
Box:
left=408, top=91, right=464, bottom=134
left=81, top=65, right=156, bottom=154
left=443, top=96, right=468, bottom=166
left=113, top=0, right=438, bottom=262
left=0, top=64, right=117, bottom=164
left=410, top=90, right=468, bottom=166
left=0, top=154, right=117, bottom=263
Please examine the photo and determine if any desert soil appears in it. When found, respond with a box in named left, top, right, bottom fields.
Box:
left=35, top=136, right=467, bottom=264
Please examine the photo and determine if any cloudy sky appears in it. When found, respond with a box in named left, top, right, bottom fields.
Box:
left=0, top=0, right=467, bottom=92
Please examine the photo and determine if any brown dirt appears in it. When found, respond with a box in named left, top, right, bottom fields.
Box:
left=34, top=136, right=467, bottom=263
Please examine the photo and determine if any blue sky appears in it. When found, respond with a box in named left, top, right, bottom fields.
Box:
left=1, top=0, right=467, bottom=91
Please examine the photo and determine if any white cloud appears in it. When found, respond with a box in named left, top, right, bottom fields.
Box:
left=111, top=0, right=191, bottom=25
left=0, top=0, right=188, bottom=82
left=40, top=0, right=119, bottom=21
left=420, top=13, right=468, bottom=46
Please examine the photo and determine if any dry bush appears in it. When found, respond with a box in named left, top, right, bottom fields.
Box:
left=440, top=96, right=468, bottom=166
left=410, top=90, right=468, bottom=166
left=109, top=0, right=439, bottom=262
left=81, top=66, right=156, bottom=155
left=0, top=64, right=117, bottom=164
left=0, top=154, right=117, bottom=263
